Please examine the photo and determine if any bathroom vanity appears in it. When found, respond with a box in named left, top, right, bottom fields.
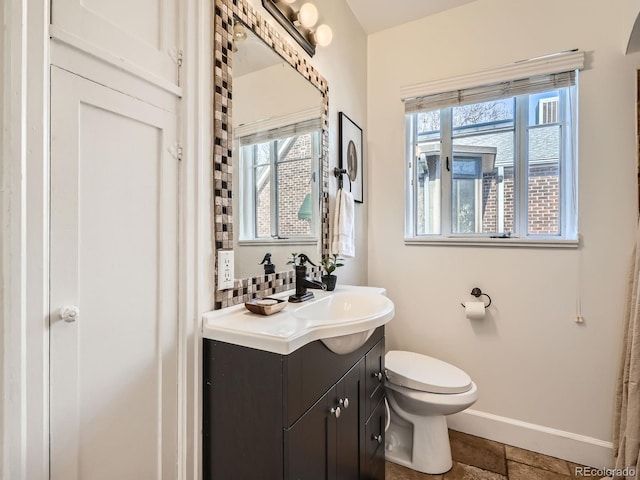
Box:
left=202, top=286, right=394, bottom=480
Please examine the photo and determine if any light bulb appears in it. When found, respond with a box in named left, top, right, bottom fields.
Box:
left=312, top=24, right=332, bottom=47
left=297, top=3, right=318, bottom=28
left=233, top=22, right=247, bottom=41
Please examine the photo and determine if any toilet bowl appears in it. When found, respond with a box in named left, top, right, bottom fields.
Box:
left=384, top=350, right=478, bottom=475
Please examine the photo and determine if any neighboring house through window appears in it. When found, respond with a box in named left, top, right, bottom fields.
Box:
left=403, top=51, right=583, bottom=245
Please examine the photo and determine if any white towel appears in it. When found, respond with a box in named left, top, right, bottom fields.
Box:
left=331, top=189, right=355, bottom=258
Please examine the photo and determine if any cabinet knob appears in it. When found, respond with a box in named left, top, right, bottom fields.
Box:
left=339, top=397, right=349, bottom=409
left=373, top=371, right=383, bottom=382
left=372, top=434, right=382, bottom=444
left=59, top=305, right=80, bottom=323
left=330, top=406, right=341, bottom=418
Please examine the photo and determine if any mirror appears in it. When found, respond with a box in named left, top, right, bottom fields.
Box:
left=213, top=0, right=329, bottom=309
left=232, top=22, right=323, bottom=279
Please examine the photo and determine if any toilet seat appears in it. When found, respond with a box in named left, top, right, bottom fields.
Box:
left=386, top=350, right=472, bottom=394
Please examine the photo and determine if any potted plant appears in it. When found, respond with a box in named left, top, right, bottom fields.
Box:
left=287, top=252, right=299, bottom=267
left=320, top=254, right=344, bottom=291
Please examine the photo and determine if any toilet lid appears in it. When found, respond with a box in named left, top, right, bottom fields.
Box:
left=385, top=350, right=472, bottom=394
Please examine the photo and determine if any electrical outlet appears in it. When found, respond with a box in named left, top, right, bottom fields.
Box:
left=218, top=250, right=234, bottom=290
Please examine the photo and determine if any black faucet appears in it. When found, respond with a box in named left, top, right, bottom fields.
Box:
left=289, top=254, right=326, bottom=303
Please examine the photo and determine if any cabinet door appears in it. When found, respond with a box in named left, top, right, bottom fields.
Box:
left=363, top=399, right=386, bottom=480
left=285, top=386, right=337, bottom=480
left=49, top=66, right=179, bottom=480
left=51, top=0, right=179, bottom=87
left=365, top=338, right=385, bottom=419
left=286, top=361, right=365, bottom=480
left=336, top=362, right=363, bottom=479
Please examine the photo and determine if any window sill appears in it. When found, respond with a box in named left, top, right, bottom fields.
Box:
left=238, top=238, right=319, bottom=247
left=404, top=236, right=580, bottom=248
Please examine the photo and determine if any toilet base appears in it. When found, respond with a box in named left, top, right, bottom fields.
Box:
left=385, top=399, right=453, bottom=474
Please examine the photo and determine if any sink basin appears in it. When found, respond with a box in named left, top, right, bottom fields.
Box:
left=202, top=285, right=395, bottom=355
left=292, top=292, right=395, bottom=354
left=319, top=330, right=376, bottom=355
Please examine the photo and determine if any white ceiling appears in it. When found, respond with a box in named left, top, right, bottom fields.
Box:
left=345, top=0, right=479, bottom=34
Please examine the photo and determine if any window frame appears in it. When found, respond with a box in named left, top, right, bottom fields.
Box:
left=404, top=87, right=578, bottom=247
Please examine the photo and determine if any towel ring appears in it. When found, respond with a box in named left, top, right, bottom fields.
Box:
left=333, top=167, right=352, bottom=192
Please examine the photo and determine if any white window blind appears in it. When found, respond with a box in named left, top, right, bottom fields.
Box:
left=401, top=50, right=584, bottom=113
left=235, top=106, right=322, bottom=145
left=404, top=71, right=576, bottom=113
left=238, top=117, right=321, bottom=146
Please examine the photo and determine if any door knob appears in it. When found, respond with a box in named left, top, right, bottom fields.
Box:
left=372, top=434, right=382, bottom=444
left=373, top=371, right=383, bottom=382
left=59, top=305, right=79, bottom=323
left=339, top=397, right=349, bottom=409
left=330, top=406, right=341, bottom=418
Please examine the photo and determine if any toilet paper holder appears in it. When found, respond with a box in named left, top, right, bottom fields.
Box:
left=460, top=287, right=492, bottom=308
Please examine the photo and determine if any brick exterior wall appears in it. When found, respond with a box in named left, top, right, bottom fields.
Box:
left=526, top=163, right=560, bottom=235
left=481, top=169, right=514, bottom=233
left=481, top=163, right=559, bottom=235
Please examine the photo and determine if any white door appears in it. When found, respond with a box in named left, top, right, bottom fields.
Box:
left=50, top=66, right=180, bottom=480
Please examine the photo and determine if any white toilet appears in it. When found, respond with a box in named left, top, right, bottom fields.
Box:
left=384, top=350, right=478, bottom=475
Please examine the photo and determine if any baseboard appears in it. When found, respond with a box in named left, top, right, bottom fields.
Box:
left=447, top=409, right=614, bottom=469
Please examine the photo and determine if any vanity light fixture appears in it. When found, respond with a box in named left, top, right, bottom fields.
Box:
left=262, top=0, right=332, bottom=57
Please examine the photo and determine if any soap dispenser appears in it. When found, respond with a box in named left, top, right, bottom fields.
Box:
left=259, top=253, right=275, bottom=274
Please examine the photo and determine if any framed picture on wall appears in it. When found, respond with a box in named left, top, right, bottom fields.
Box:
left=339, top=112, right=363, bottom=203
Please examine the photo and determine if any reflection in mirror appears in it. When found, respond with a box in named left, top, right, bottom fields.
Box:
left=213, top=0, right=328, bottom=309
left=232, top=19, right=323, bottom=279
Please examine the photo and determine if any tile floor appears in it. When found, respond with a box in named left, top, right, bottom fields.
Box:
left=386, top=430, right=593, bottom=480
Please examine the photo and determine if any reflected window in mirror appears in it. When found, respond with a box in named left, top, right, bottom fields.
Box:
left=238, top=123, right=321, bottom=241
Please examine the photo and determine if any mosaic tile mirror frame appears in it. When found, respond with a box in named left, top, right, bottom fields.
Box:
left=213, top=0, right=330, bottom=309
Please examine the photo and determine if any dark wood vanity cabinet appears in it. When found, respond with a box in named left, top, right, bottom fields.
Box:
left=203, top=327, right=386, bottom=480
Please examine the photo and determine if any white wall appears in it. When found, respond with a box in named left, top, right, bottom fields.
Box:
left=368, top=0, right=640, bottom=466
left=0, top=0, right=5, bottom=470
left=233, top=63, right=321, bottom=127
left=245, top=0, right=369, bottom=285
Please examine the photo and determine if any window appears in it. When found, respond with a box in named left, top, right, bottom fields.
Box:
left=238, top=120, right=321, bottom=241
left=539, top=96, right=559, bottom=124
left=403, top=56, right=580, bottom=244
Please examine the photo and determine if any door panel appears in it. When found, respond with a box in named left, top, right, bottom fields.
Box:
left=51, top=0, right=179, bottom=86
left=364, top=399, right=385, bottom=480
left=365, top=338, right=385, bottom=419
left=336, top=364, right=362, bottom=479
left=50, top=66, right=179, bottom=480
left=285, top=385, right=336, bottom=480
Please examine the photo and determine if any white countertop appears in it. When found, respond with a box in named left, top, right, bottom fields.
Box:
left=202, top=285, right=394, bottom=355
